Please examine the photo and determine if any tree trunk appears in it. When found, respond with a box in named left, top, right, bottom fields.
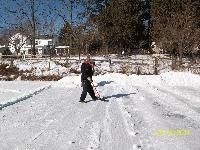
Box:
left=171, top=51, right=177, bottom=70
left=178, top=47, right=183, bottom=68
left=69, top=0, right=73, bottom=54
left=31, top=0, right=36, bottom=56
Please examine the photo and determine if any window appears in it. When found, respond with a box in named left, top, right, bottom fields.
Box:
left=48, top=41, right=52, bottom=45
left=35, top=41, right=38, bottom=45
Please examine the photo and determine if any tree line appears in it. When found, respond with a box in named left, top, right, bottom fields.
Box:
left=0, top=0, right=200, bottom=59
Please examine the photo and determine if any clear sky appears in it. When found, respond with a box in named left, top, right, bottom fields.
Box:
left=0, top=0, right=85, bottom=34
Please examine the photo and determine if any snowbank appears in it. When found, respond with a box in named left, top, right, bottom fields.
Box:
left=53, top=75, right=81, bottom=88
left=53, top=71, right=200, bottom=89
left=128, top=72, right=200, bottom=87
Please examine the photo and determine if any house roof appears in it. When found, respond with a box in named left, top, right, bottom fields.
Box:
left=55, top=46, right=70, bottom=49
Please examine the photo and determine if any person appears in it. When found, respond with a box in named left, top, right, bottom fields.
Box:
left=79, top=55, right=98, bottom=102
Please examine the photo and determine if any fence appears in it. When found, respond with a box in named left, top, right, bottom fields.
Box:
left=0, top=54, right=200, bottom=75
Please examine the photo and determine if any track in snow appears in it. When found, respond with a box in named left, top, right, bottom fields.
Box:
left=0, top=76, right=200, bottom=150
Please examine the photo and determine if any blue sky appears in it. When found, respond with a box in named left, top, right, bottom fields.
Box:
left=0, top=0, right=85, bottom=34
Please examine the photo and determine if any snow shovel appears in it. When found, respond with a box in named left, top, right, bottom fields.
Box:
left=91, top=82, right=103, bottom=100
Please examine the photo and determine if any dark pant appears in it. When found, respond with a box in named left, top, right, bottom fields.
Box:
left=80, top=80, right=96, bottom=101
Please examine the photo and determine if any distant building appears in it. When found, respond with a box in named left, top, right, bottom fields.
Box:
left=55, top=46, right=70, bottom=56
left=0, top=45, right=6, bottom=49
left=8, top=33, right=54, bottom=55
left=23, top=38, right=53, bottom=55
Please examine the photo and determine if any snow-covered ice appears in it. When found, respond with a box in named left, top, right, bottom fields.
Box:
left=0, top=72, right=200, bottom=150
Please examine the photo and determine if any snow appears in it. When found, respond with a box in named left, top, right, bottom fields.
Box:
left=1, top=54, right=199, bottom=81
left=14, top=60, right=68, bottom=76
left=53, top=75, right=81, bottom=88
left=0, top=81, right=52, bottom=109
left=0, top=71, right=200, bottom=149
left=55, top=46, right=70, bottom=49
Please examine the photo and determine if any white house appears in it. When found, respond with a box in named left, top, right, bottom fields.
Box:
left=0, top=45, right=5, bottom=48
left=8, top=33, right=27, bottom=54
left=8, top=33, right=53, bottom=55
left=23, top=38, right=53, bottom=55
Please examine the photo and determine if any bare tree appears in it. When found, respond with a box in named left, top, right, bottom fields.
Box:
left=47, top=0, right=81, bottom=50
left=0, top=0, right=47, bottom=55
left=30, top=0, right=36, bottom=55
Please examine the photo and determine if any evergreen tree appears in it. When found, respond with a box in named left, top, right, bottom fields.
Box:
left=151, top=0, right=200, bottom=59
left=89, top=0, right=140, bottom=50
left=59, top=22, right=74, bottom=46
left=80, top=0, right=149, bottom=53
